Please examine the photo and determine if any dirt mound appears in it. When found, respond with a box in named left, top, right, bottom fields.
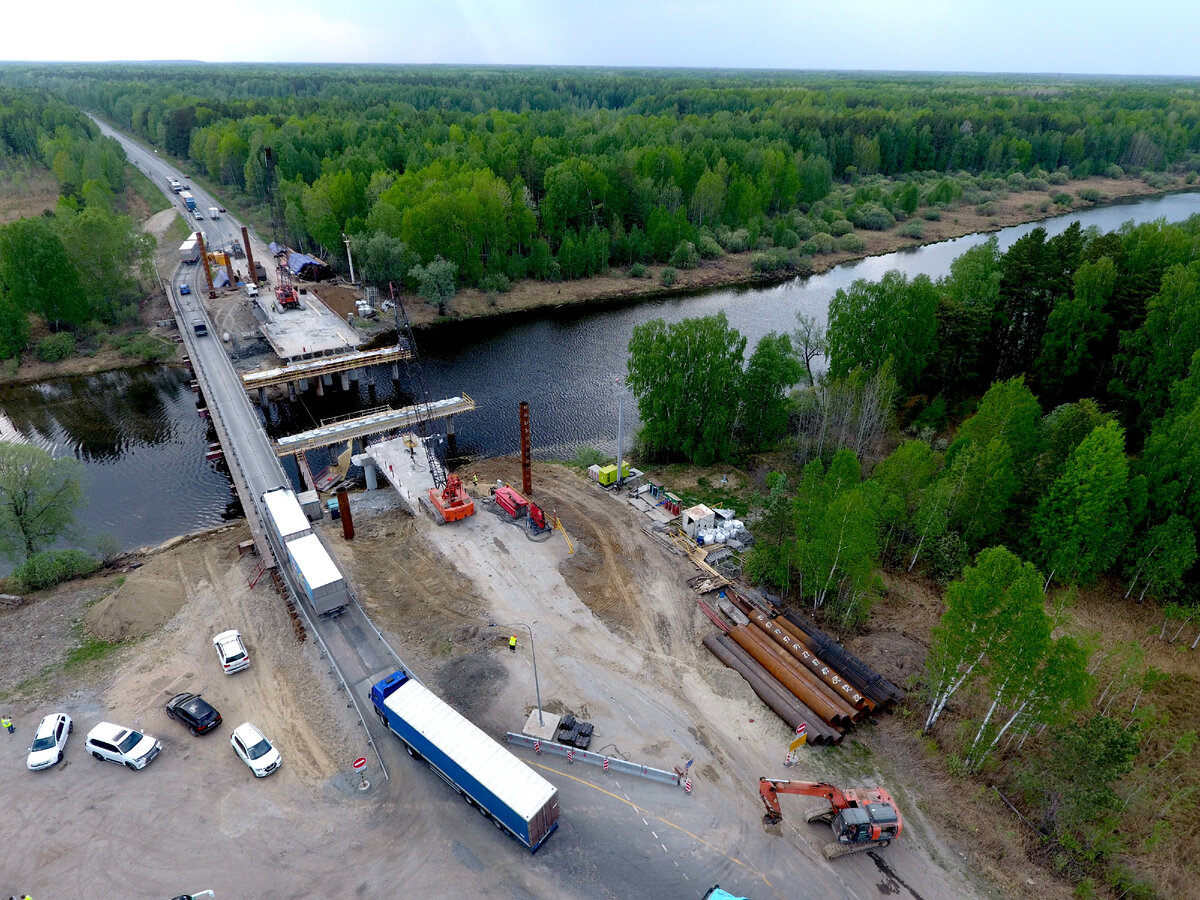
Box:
left=85, top=558, right=186, bottom=641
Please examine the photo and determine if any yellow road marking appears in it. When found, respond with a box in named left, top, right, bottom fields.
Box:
left=532, top=761, right=780, bottom=897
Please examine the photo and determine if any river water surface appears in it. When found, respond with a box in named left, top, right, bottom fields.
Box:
left=3, top=191, right=1199, bottom=555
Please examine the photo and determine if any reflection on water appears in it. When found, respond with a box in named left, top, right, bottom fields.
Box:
left=263, top=191, right=1200, bottom=466
left=0, top=365, right=234, bottom=561
left=2, top=192, right=1198, bottom=555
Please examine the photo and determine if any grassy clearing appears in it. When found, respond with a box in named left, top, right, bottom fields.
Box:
left=126, top=163, right=171, bottom=215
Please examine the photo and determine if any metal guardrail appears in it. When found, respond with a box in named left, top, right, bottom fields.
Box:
left=504, top=733, right=683, bottom=787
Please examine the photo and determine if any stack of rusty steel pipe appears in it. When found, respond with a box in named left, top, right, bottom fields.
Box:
left=781, top=609, right=906, bottom=710
left=700, top=588, right=905, bottom=739
left=701, top=633, right=843, bottom=745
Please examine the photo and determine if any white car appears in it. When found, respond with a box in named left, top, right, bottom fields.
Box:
left=85, top=722, right=162, bottom=770
left=230, top=722, right=281, bottom=777
left=27, top=713, right=72, bottom=770
left=212, top=630, right=250, bottom=674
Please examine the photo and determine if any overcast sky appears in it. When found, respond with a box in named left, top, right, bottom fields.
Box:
left=3, top=0, right=1197, bottom=77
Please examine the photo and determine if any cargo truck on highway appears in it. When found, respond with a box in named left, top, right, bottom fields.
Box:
left=371, top=669, right=560, bottom=852
left=179, top=236, right=200, bottom=264
left=181, top=191, right=196, bottom=211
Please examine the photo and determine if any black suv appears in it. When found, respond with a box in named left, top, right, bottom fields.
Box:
left=165, top=692, right=223, bottom=735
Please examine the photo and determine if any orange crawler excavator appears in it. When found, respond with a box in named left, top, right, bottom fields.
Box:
left=758, top=777, right=903, bottom=860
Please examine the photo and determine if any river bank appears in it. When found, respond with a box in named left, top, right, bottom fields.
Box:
left=2, top=175, right=1193, bottom=386
left=413, top=173, right=1193, bottom=329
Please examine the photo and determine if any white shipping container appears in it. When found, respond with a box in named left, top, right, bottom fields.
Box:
left=285, top=533, right=347, bottom=612
left=262, top=488, right=312, bottom=543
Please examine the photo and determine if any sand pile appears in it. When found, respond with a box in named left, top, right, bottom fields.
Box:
left=85, top=559, right=186, bottom=641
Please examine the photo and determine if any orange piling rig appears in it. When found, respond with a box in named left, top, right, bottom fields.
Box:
left=428, top=473, right=475, bottom=523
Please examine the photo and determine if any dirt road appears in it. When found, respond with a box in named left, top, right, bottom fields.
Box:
left=3, top=462, right=999, bottom=899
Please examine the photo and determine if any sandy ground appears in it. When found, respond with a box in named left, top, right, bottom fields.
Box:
left=0, top=459, right=1012, bottom=900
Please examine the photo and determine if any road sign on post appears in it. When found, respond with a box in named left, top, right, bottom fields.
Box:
left=353, top=756, right=369, bottom=790
left=353, top=757, right=367, bottom=770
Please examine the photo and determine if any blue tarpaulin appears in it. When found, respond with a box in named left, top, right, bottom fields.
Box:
left=269, top=242, right=328, bottom=277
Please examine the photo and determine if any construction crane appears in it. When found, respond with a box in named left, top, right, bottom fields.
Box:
left=758, top=777, right=903, bottom=860
left=261, top=146, right=300, bottom=311
left=388, top=282, right=475, bottom=525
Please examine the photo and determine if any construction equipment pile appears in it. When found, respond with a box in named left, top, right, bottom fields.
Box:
left=700, top=590, right=904, bottom=746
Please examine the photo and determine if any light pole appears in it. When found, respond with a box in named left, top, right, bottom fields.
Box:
left=342, top=232, right=356, bottom=284
left=489, top=621, right=543, bottom=726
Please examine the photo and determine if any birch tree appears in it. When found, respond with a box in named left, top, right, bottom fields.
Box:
left=1124, top=515, right=1197, bottom=603
left=924, top=546, right=1044, bottom=733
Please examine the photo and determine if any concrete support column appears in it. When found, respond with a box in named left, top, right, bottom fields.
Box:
left=288, top=381, right=298, bottom=401
left=362, top=459, right=378, bottom=491
left=340, top=371, right=351, bottom=391
left=258, top=387, right=267, bottom=406
left=446, top=415, right=456, bottom=437
left=349, top=367, right=360, bottom=383
left=315, top=377, right=324, bottom=397
left=299, top=378, right=309, bottom=393
left=391, top=362, right=400, bottom=381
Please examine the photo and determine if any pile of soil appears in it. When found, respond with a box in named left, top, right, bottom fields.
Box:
left=85, top=551, right=187, bottom=641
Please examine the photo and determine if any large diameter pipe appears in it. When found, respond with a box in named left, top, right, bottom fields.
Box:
left=777, top=613, right=899, bottom=709
left=703, top=634, right=835, bottom=745
left=749, top=610, right=875, bottom=712
left=735, top=624, right=860, bottom=726
left=712, top=634, right=843, bottom=745
left=729, top=625, right=848, bottom=726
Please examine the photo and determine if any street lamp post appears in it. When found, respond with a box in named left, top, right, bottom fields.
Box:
left=489, top=621, right=543, bottom=726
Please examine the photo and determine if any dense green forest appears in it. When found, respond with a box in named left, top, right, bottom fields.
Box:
left=5, top=64, right=1200, bottom=300
left=624, top=213, right=1200, bottom=897
left=0, top=87, right=157, bottom=362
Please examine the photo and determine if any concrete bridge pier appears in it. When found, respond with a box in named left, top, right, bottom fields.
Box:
left=391, top=362, right=400, bottom=381
left=340, top=371, right=351, bottom=392
left=258, top=387, right=267, bottom=406
left=299, top=378, right=309, bottom=393
left=288, top=381, right=298, bottom=401
left=446, top=416, right=456, bottom=438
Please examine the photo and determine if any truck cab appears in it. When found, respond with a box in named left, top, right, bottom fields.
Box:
left=191, top=317, right=208, bottom=337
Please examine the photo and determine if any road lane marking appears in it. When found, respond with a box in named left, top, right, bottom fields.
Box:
left=532, top=762, right=778, bottom=896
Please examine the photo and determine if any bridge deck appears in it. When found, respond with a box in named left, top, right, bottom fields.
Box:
left=242, top=345, right=413, bottom=389
left=273, top=395, right=476, bottom=456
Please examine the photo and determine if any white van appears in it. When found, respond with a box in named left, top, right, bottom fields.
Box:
left=208, top=207, right=220, bottom=219
left=244, top=282, right=259, bottom=299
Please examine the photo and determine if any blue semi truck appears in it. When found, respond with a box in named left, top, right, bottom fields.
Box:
left=371, top=669, right=560, bottom=851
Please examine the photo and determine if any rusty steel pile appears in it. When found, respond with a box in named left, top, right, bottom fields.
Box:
left=700, top=592, right=904, bottom=746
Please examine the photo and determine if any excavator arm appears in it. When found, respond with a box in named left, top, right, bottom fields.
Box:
left=759, top=778, right=848, bottom=826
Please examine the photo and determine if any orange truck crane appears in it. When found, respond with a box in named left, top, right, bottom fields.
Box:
left=758, top=777, right=903, bottom=860
left=427, top=473, right=475, bottom=524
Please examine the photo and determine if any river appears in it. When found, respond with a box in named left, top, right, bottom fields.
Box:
left=2, top=190, right=1199, bottom=558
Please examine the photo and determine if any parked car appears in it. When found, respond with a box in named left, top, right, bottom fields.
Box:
left=165, top=692, right=222, bottom=735
left=230, top=722, right=281, bottom=777
left=179, top=283, right=191, bottom=295
left=26, top=713, right=73, bottom=770
left=213, top=630, right=250, bottom=674
left=85, top=722, right=162, bottom=770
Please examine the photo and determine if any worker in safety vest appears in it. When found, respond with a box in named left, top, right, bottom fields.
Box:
left=509, top=635, right=518, bottom=652
left=2, top=715, right=12, bottom=734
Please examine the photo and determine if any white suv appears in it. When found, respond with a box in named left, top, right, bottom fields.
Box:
left=85, top=722, right=162, bottom=770
left=213, top=630, right=250, bottom=674
left=230, top=722, right=281, bottom=777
